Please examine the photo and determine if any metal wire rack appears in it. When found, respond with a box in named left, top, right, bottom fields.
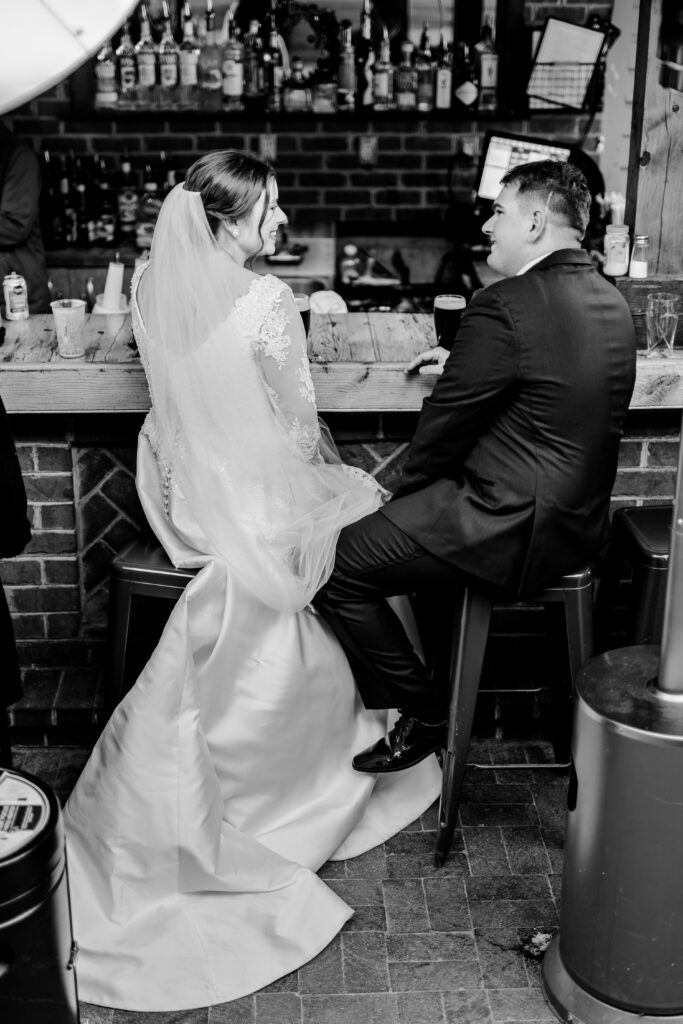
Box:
left=526, top=62, right=598, bottom=110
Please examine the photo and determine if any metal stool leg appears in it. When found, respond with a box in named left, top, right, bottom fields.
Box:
left=594, top=527, right=625, bottom=654
left=548, top=581, right=593, bottom=763
left=435, top=586, right=492, bottom=867
left=562, top=583, right=594, bottom=683
left=104, top=575, right=134, bottom=716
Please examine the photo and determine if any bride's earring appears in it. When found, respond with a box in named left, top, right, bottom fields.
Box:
left=231, top=227, right=240, bottom=238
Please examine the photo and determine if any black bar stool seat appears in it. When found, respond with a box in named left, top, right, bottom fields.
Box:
left=596, top=503, right=672, bottom=649
left=104, top=535, right=198, bottom=716
left=435, top=567, right=594, bottom=867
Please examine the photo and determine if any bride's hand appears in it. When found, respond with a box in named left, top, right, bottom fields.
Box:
left=405, top=346, right=450, bottom=376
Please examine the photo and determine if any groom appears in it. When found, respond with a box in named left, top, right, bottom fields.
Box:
left=314, top=159, right=636, bottom=774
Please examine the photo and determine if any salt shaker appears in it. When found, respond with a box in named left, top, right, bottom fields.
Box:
left=629, top=234, right=649, bottom=278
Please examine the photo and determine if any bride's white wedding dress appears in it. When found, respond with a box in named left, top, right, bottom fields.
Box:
left=64, top=209, right=441, bottom=1012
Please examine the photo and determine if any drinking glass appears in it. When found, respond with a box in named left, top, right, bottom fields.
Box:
left=433, top=294, right=466, bottom=350
left=646, top=292, right=679, bottom=358
left=293, top=293, right=311, bottom=337
left=51, top=299, right=86, bottom=358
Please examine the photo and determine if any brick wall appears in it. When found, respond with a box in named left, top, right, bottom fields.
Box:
left=7, top=438, right=79, bottom=643
left=7, top=107, right=602, bottom=229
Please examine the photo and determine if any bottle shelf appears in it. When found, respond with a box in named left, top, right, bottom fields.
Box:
left=78, top=105, right=535, bottom=124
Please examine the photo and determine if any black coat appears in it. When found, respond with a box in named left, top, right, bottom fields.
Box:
left=1, top=393, right=31, bottom=704
left=382, top=249, right=636, bottom=599
left=0, top=125, right=51, bottom=315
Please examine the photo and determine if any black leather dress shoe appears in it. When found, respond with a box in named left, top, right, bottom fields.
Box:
left=352, top=715, right=446, bottom=774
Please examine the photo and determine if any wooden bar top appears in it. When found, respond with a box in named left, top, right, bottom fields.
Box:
left=0, top=311, right=681, bottom=414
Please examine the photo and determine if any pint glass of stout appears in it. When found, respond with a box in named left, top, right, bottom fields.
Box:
left=293, top=293, right=311, bottom=337
left=433, top=294, right=466, bottom=351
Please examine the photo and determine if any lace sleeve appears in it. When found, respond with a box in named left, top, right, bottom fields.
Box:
left=236, top=275, right=321, bottom=462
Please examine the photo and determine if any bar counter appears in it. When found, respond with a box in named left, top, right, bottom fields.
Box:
left=2, top=309, right=681, bottom=691
left=2, top=312, right=683, bottom=412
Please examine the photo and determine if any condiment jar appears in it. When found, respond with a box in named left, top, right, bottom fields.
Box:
left=603, top=224, right=630, bottom=277
left=629, top=233, right=649, bottom=279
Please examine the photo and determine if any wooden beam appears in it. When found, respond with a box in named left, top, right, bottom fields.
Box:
left=626, top=0, right=683, bottom=274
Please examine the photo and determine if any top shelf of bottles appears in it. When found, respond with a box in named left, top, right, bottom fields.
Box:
left=87, top=0, right=503, bottom=120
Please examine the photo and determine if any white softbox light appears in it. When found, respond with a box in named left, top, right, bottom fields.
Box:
left=0, top=0, right=139, bottom=116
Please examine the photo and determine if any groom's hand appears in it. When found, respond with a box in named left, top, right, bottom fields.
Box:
left=405, top=346, right=450, bottom=376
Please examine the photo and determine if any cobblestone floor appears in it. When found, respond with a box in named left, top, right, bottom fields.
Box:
left=11, top=738, right=566, bottom=1024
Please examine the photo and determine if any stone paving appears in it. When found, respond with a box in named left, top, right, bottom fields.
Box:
left=11, top=738, right=566, bottom=1024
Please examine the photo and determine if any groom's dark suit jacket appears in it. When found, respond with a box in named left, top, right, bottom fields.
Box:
left=381, top=249, right=636, bottom=599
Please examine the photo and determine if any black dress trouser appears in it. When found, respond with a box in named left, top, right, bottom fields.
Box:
left=313, top=507, right=481, bottom=717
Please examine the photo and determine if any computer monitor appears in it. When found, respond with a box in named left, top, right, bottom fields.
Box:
left=476, top=130, right=573, bottom=202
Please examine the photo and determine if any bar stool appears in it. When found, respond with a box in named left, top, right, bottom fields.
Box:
left=104, top=535, right=198, bottom=716
left=595, top=504, right=672, bottom=650
left=434, top=567, right=594, bottom=867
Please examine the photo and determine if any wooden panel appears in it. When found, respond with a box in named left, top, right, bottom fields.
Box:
left=627, top=0, right=683, bottom=274
left=4, top=312, right=683, bottom=414
left=2, top=364, right=151, bottom=413
left=371, top=312, right=435, bottom=362
left=343, top=313, right=379, bottom=362
left=631, top=358, right=683, bottom=408
left=0, top=314, right=136, bottom=364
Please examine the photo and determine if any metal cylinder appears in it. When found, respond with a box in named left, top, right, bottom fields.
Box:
left=0, top=768, right=79, bottom=1024
left=543, top=646, right=683, bottom=1019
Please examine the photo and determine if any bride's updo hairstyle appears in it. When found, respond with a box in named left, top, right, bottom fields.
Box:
left=184, top=149, right=275, bottom=239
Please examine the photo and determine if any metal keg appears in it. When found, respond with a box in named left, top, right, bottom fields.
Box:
left=0, top=767, right=79, bottom=1023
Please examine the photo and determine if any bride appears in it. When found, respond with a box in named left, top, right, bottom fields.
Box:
left=64, top=150, right=441, bottom=1012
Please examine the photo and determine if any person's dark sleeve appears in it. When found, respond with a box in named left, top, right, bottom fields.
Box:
left=393, top=289, right=518, bottom=499
left=0, top=395, right=31, bottom=558
left=0, top=144, right=41, bottom=249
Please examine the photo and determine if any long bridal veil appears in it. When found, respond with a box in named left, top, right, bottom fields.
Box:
left=141, top=184, right=379, bottom=610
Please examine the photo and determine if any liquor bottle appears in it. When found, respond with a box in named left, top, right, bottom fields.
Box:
left=283, top=57, right=310, bottom=112
left=39, top=150, right=59, bottom=250
left=415, top=21, right=434, bottom=112
left=136, top=166, right=163, bottom=250
left=115, top=21, right=137, bottom=109
left=94, top=38, right=118, bottom=109
left=198, top=0, right=222, bottom=111
left=95, top=161, right=117, bottom=247
left=394, top=42, right=417, bottom=111
left=221, top=10, right=244, bottom=112
left=117, top=157, right=139, bottom=241
left=262, top=24, right=284, bottom=112
left=434, top=37, right=453, bottom=111
left=178, top=2, right=200, bottom=108
left=452, top=42, right=478, bottom=110
left=337, top=21, right=355, bottom=111
left=135, top=4, right=159, bottom=108
left=242, top=19, right=265, bottom=111
left=373, top=27, right=393, bottom=111
left=56, top=157, right=77, bottom=247
left=474, top=19, right=498, bottom=112
left=74, top=177, right=92, bottom=248
left=158, top=0, right=180, bottom=108
left=355, top=0, right=375, bottom=110
left=163, top=166, right=177, bottom=197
